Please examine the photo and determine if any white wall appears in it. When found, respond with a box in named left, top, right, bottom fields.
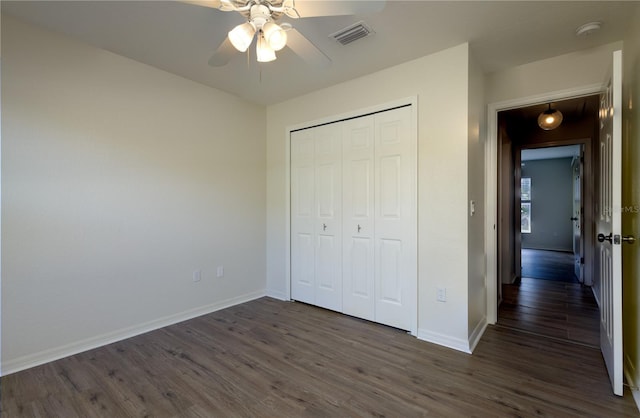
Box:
left=486, top=42, right=623, bottom=105
left=0, top=7, right=3, bottom=372
left=1, top=16, right=266, bottom=374
left=622, top=4, right=640, bottom=403
left=521, top=158, right=574, bottom=252
left=267, top=43, right=477, bottom=351
left=467, top=51, right=486, bottom=346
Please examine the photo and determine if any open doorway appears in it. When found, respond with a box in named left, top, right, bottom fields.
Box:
left=496, top=95, right=600, bottom=346
left=520, top=145, right=582, bottom=283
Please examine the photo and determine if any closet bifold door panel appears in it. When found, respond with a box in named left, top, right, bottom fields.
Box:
left=342, top=115, right=376, bottom=321
left=291, top=129, right=316, bottom=305
left=290, top=124, right=343, bottom=312
left=313, top=124, right=343, bottom=312
left=374, top=106, right=416, bottom=331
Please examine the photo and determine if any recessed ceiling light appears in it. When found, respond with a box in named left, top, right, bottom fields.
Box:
left=576, top=21, right=602, bottom=36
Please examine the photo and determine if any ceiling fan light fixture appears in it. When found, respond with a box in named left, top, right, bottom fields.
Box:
left=228, top=22, right=256, bottom=52
left=263, top=21, right=287, bottom=51
left=256, top=32, right=276, bottom=62
left=537, top=104, right=563, bottom=130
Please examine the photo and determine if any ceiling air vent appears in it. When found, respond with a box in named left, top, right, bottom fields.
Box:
left=329, top=21, right=374, bottom=46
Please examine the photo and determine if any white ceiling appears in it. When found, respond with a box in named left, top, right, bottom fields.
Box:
left=3, top=1, right=638, bottom=105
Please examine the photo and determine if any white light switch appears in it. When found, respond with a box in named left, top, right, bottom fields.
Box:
left=216, top=266, right=224, bottom=278
left=193, top=270, right=202, bottom=282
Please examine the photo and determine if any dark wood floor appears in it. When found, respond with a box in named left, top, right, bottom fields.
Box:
left=2, top=297, right=637, bottom=417
left=499, top=277, right=600, bottom=346
left=521, top=249, right=578, bottom=282
left=499, top=249, right=599, bottom=347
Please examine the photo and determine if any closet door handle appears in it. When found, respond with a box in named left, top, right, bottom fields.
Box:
left=357, top=224, right=362, bottom=233
left=322, top=223, right=327, bottom=231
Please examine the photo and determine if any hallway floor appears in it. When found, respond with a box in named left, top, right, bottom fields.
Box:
left=498, top=249, right=599, bottom=347
left=521, top=248, right=578, bottom=282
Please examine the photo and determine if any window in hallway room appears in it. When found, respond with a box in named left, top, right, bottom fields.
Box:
left=521, top=177, right=531, bottom=233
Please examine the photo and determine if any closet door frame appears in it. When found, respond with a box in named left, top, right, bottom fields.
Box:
left=285, top=96, right=418, bottom=336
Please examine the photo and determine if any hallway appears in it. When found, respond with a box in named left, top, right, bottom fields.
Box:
left=498, top=249, right=599, bottom=347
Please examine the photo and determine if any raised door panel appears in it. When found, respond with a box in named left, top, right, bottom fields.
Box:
left=374, top=106, right=416, bottom=332
left=379, top=155, right=402, bottom=218
left=291, top=129, right=316, bottom=304
left=291, top=232, right=315, bottom=303
left=342, top=116, right=375, bottom=320
left=314, top=124, right=343, bottom=312
left=379, top=238, right=402, bottom=304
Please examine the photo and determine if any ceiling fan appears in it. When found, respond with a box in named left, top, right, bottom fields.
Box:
left=183, top=0, right=385, bottom=67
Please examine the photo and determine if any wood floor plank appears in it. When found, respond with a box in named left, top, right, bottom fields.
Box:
left=2, top=297, right=637, bottom=417
left=522, top=249, right=578, bottom=282
left=500, top=257, right=600, bottom=346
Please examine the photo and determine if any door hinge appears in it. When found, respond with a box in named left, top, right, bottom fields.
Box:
left=581, top=257, right=585, bottom=264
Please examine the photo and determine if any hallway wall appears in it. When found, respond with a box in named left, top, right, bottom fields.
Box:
left=521, top=158, right=574, bottom=251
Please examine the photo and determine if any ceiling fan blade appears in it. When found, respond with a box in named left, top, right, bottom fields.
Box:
left=286, top=28, right=331, bottom=68
left=180, top=0, right=222, bottom=9
left=208, top=37, right=238, bottom=67
left=287, top=0, right=385, bottom=18
left=180, top=0, right=236, bottom=11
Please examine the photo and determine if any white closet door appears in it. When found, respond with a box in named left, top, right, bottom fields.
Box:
left=291, top=129, right=316, bottom=304
left=374, top=106, right=416, bottom=331
left=313, top=124, right=343, bottom=312
left=342, top=115, right=375, bottom=321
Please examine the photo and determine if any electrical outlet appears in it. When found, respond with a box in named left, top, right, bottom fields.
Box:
left=436, top=287, right=446, bottom=302
left=193, top=270, right=202, bottom=282
left=216, top=266, right=224, bottom=278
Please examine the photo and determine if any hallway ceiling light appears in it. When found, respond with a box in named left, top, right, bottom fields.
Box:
left=538, top=104, right=563, bottom=130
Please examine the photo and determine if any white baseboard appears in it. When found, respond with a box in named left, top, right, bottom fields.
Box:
left=417, top=328, right=472, bottom=354
left=624, top=353, right=640, bottom=412
left=632, top=388, right=640, bottom=414
left=2, top=290, right=266, bottom=376
left=265, top=288, right=288, bottom=301
left=468, top=317, right=488, bottom=353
